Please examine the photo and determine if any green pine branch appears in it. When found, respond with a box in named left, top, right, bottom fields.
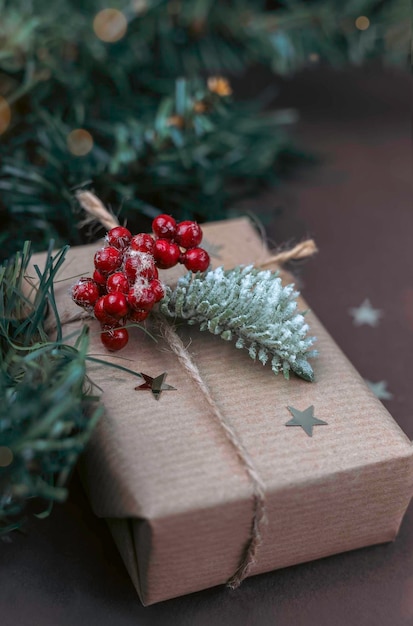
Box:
left=0, top=0, right=408, bottom=260
left=160, top=265, right=317, bottom=381
left=0, top=242, right=103, bottom=535
left=0, top=77, right=301, bottom=260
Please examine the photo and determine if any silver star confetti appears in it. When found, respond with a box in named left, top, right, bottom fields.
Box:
left=285, top=405, right=328, bottom=437
left=135, top=372, right=176, bottom=400
left=365, top=380, right=393, bottom=401
left=349, top=299, right=382, bottom=327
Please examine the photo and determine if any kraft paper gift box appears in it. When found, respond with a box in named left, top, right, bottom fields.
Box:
left=34, top=218, right=413, bottom=605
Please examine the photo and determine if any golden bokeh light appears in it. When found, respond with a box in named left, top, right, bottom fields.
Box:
left=93, top=8, right=127, bottom=43
left=207, top=76, right=232, bottom=97
left=67, top=129, right=94, bottom=156
left=355, top=16, right=370, bottom=31
left=0, top=97, right=11, bottom=135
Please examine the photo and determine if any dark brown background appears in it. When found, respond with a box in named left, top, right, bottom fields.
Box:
left=2, top=65, right=412, bottom=625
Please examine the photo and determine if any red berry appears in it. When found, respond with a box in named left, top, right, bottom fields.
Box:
left=175, top=221, right=203, bottom=249
left=72, top=278, right=100, bottom=309
left=130, top=233, right=155, bottom=254
left=101, top=326, right=129, bottom=351
left=183, top=247, right=210, bottom=272
left=94, top=246, right=122, bottom=275
left=153, top=239, right=180, bottom=269
left=124, top=252, right=158, bottom=282
left=129, top=309, right=150, bottom=323
left=94, top=297, right=118, bottom=325
left=106, top=226, right=132, bottom=249
left=124, top=257, right=136, bottom=283
left=106, top=272, right=129, bottom=294
left=152, top=214, right=177, bottom=240
left=127, top=283, right=156, bottom=311
left=149, top=279, right=165, bottom=303
left=93, top=268, right=107, bottom=288
left=103, top=293, right=129, bottom=319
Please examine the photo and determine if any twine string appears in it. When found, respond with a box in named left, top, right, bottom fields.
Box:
left=156, top=315, right=267, bottom=588
left=259, top=239, right=318, bottom=268
left=75, top=190, right=120, bottom=231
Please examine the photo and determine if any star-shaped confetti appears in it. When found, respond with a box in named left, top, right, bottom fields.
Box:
left=349, top=299, right=382, bottom=327
left=135, top=372, right=176, bottom=400
left=365, top=380, right=393, bottom=401
left=285, top=405, right=328, bottom=437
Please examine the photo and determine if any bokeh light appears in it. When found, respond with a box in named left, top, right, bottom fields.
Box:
left=207, top=76, right=232, bottom=97
left=93, top=8, right=127, bottom=43
left=355, top=16, right=370, bottom=31
left=67, top=129, right=94, bottom=156
left=308, top=52, right=320, bottom=63
left=0, top=97, right=11, bottom=135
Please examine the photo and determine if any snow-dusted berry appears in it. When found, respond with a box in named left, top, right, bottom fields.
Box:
left=124, top=251, right=158, bottom=282
left=106, top=226, right=132, bottom=249
left=72, top=278, right=100, bottom=308
left=127, top=282, right=156, bottom=311
left=130, top=233, right=155, bottom=254
left=94, top=246, right=122, bottom=275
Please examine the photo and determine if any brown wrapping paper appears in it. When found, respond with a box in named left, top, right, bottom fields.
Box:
left=33, top=218, right=413, bottom=605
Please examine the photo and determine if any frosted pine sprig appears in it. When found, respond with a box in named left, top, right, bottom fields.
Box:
left=160, top=266, right=317, bottom=381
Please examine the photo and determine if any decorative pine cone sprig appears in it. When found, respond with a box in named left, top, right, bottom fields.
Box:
left=160, top=265, right=317, bottom=381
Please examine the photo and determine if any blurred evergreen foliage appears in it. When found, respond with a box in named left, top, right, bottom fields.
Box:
left=0, top=0, right=408, bottom=259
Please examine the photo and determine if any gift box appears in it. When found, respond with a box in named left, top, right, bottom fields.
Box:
left=33, top=218, right=413, bottom=605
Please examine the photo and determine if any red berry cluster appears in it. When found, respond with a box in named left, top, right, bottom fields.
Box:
left=71, top=216, right=210, bottom=351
